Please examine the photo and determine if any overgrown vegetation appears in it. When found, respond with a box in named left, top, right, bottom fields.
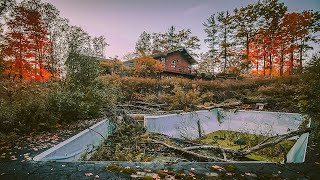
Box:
left=90, top=119, right=297, bottom=163
left=0, top=0, right=119, bottom=135
left=0, top=54, right=121, bottom=134
left=100, top=74, right=301, bottom=112
left=299, top=53, right=320, bottom=124
left=91, top=116, right=149, bottom=161
left=196, top=130, right=295, bottom=162
left=0, top=1, right=319, bottom=171
left=1, top=60, right=315, bottom=135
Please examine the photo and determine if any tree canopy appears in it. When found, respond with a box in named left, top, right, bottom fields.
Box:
left=200, top=0, right=319, bottom=77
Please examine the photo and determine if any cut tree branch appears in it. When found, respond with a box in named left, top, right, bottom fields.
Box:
left=177, top=127, right=312, bottom=158
left=183, top=145, right=238, bottom=154
left=239, top=128, right=312, bottom=156
left=150, top=139, right=230, bottom=162
left=145, top=128, right=311, bottom=162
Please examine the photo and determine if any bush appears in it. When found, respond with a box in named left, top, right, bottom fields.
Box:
left=47, top=52, right=121, bottom=123
left=167, top=85, right=200, bottom=111
left=0, top=52, right=124, bottom=134
left=299, top=53, right=320, bottom=123
left=65, top=52, right=100, bottom=87
left=0, top=81, right=57, bottom=133
left=100, top=75, right=274, bottom=104
left=49, top=80, right=120, bottom=123
left=0, top=78, right=121, bottom=134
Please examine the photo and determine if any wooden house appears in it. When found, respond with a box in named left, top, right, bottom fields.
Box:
left=124, top=48, right=197, bottom=78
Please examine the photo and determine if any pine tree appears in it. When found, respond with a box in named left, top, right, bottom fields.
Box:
left=203, top=14, right=218, bottom=57
left=166, top=26, right=176, bottom=49
left=151, top=32, right=164, bottom=54
left=135, top=31, right=152, bottom=56
left=233, top=1, right=262, bottom=72
left=259, top=0, right=287, bottom=77
left=217, top=11, right=235, bottom=72
left=135, top=27, right=200, bottom=56
left=92, top=35, right=108, bottom=58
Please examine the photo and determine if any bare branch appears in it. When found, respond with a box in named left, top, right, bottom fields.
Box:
left=151, top=139, right=230, bottom=162
left=240, top=128, right=312, bottom=156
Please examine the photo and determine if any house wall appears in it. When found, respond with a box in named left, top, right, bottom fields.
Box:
left=156, top=51, right=191, bottom=74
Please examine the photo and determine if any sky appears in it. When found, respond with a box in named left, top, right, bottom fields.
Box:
left=42, top=0, right=320, bottom=59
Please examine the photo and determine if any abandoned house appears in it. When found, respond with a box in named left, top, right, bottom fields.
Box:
left=124, top=48, right=198, bottom=78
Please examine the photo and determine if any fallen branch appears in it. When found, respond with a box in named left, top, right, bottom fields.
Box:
left=174, top=158, right=190, bottom=163
left=239, top=128, right=312, bottom=156
left=117, top=104, right=154, bottom=111
left=150, top=132, right=203, bottom=146
left=131, top=101, right=166, bottom=108
left=151, top=139, right=230, bottom=162
left=183, top=145, right=237, bottom=154
left=128, top=114, right=146, bottom=121
left=197, top=101, right=242, bottom=110
left=180, top=128, right=312, bottom=158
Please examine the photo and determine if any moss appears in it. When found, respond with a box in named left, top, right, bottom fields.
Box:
left=167, top=171, right=178, bottom=176
left=156, top=170, right=168, bottom=178
left=246, top=153, right=283, bottom=162
left=224, top=165, right=237, bottom=172
left=142, top=176, right=153, bottom=180
left=79, top=151, right=88, bottom=161
left=141, top=156, right=154, bottom=162
left=106, top=164, right=122, bottom=171
left=174, top=173, right=186, bottom=179
left=122, top=168, right=137, bottom=174
left=105, top=164, right=137, bottom=174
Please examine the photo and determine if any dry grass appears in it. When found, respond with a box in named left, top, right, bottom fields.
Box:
left=100, top=75, right=301, bottom=112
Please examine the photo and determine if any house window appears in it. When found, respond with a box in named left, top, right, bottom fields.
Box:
left=171, top=60, right=176, bottom=68
left=160, top=57, right=166, bottom=64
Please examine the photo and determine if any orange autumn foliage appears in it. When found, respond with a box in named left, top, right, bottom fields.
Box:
left=243, top=11, right=316, bottom=77
left=133, top=56, right=163, bottom=77
left=2, top=5, right=53, bottom=82
left=3, top=60, right=51, bottom=81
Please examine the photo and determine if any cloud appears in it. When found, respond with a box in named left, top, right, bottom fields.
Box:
left=183, top=3, right=208, bottom=16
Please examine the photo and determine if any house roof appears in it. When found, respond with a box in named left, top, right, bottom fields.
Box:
left=95, top=57, right=115, bottom=61
left=95, top=57, right=109, bottom=61
left=122, top=47, right=198, bottom=66
left=152, top=48, right=197, bottom=64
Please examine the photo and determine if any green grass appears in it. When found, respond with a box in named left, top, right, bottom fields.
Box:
left=195, top=130, right=296, bottom=162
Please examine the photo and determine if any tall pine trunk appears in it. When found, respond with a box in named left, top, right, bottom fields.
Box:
left=269, top=54, right=272, bottom=77
left=19, top=35, right=23, bottom=80
left=299, top=42, right=303, bottom=74
left=256, top=57, right=259, bottom=73
left=263, top=55, right=266, bottom=77
left=246, top=34, right=249, bottom=72
left=223, top=27, right=227, bottom=72
left=290, top=51, right=294, bottom=75
left=280, top=48, right=284, bottom=77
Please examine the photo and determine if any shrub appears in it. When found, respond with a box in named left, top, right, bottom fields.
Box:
left=0, top=81, right=57, bottom=133
left=133, top=56, right=163, bottom=77
left=100, top=75, right=277, bottom=105
left=0, top=78, right=121, bottom=134
left=47, top=52, right=121, bottom=123
left=167, top=85, right=200, bottom=111
left=50, top=80, right=120, bottom=123
left=65, top=52, right=100, bottom=87
left=299, top=53, right=320, bottom=123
